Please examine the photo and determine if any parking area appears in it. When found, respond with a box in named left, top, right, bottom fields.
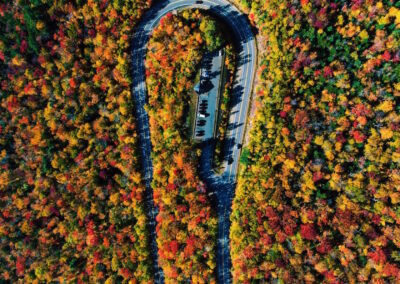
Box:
left=193, top=50, right=224, bottom=141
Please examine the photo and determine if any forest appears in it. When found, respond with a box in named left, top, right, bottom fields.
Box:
left=0, top=1, right=228, bottom=282
left=1, top=0, right=399, bottom=283
left=0, top=0, right=154, bottom=282
left=145, top=10, right=224, bottom=282
left=231, top=0, right=400, bottom=282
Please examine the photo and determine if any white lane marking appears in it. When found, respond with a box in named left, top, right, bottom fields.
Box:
left=135, top=0, right=255, bottom=183
left=229, top=37, right=256, bottom=177
left=227, top=39, right=252, bottom=180
left=132, top=1, right=256, bottom=282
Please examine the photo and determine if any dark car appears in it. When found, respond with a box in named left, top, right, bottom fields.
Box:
left=228, top=157, right=234, bottom=164
left=196, top=0, right=203, bottom=3
left=237, top=143, right=242, bottom=149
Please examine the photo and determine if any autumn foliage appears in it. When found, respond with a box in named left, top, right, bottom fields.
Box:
left=231, top=0, right=400, bottom=282
left=0, top=0, right=153, bottom=282
left=2, top=0, right=399, bottom=282
left=145, top=11, right=218, bottom=282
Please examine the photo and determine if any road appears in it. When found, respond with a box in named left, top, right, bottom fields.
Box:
left=131, top=1, right=256, bottom=283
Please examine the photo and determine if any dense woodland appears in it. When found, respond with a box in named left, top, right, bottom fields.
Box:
left=145, top=11, right=222, bottom=282
left=1, top=0, right=399, bottom=283
left=0, top=0, right=154, bottom=282
left=231, top=0, right=400, bottom=282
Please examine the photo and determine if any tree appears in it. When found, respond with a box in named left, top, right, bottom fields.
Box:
left=199, top=17, right=223, bottom=51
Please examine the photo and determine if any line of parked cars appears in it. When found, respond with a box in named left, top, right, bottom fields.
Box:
left=194, top=54, right=214, bottom=138
left=196, top=99, right=208, bottom=137
left=198, top=99, right=208, bottom=118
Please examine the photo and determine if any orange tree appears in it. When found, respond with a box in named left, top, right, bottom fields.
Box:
left=145, top=10, right=221, bottom=282
left=231, top=0, right=400, bottom=282
left=0, top=0, right=153, bottom=282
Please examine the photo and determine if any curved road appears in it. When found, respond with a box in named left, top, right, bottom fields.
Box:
left=131, top=1, right=256, bottom=283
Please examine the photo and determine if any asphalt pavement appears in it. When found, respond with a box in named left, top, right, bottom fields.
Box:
left=131, top=1, right=256, bottom=283
left=194, top=50, right=224, bottom=141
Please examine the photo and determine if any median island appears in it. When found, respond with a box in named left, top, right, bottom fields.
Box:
left=145, top=10, right=227, bottom=282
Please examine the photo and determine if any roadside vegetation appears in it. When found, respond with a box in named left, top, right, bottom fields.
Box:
left=3, top=0, right=398, bottom=283
left=0, top=1, right=154, bottom=282
left=145, top=10, right=224, bottom=282
left=214, top=44, right=237, bottom=170
left=231, top=0, right=400, bottom=282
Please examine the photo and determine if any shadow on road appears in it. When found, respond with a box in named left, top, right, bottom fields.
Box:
left=198, top=138, right=237, bottom=284
left=229, top=83, right=244, bottom=110
left=209, top=5, right=254, bottom=44
left=131, top=1, right=256, bottom=283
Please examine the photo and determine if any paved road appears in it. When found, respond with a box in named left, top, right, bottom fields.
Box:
left=131, top=1, right=256, bottom=283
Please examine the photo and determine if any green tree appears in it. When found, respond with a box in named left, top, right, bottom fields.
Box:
left=199, top=17, right=223, bottom=51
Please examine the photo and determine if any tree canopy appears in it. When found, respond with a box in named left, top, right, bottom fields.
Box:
left=231, top=0, right=400, bottom=282
left=145, top=10, right=220, bottom=282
